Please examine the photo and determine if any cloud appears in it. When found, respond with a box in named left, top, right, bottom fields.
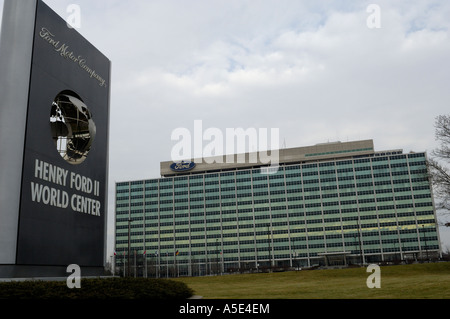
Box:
left=142, top=3, right=449, bottom=145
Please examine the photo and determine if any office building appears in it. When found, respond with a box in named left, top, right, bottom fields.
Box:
left=115, top=140, right=441, bottom=277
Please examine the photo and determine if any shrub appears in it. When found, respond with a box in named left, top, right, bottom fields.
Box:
left=0, top=278, right=194, bottom=300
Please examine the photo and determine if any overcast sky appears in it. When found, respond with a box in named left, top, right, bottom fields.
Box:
left=1, top=0, right=449, bottom=256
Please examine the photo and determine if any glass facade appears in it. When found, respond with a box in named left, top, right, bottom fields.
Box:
left=115, top=150, right=441, bottom=277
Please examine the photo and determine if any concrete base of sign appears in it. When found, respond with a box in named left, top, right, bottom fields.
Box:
left=0, top=265, right=106, bottom=279
left=0, top=276, right=114, bottom=283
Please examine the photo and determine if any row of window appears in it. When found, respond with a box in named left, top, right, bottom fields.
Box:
left=118, top=175, right=428, bottom=195
left=118, top=213, right=435, bottom=228
left=118, top=223, right=437, bottom=237
left=118, top=191, right=431, bottom=204
left=118, top=231, right=438, bottom=245
left=118, top=184, right=430, bottom=200
left=119, top=204, right=434, bottom=216
left=115, top=245, right=440, bottom=264
left=118, top=191, right=432, bottom=203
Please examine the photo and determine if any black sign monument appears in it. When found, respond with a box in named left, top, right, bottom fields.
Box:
left=0, top=0, right=110, bottom=277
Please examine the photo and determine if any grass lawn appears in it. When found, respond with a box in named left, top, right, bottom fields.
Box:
left=175, top=262, right=450, bottom=299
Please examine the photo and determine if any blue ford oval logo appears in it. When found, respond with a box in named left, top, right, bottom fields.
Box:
left=170, top=161, right=196, bottom=172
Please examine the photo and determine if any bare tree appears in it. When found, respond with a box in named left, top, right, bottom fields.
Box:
left=427, top=115, right=450, bottom=225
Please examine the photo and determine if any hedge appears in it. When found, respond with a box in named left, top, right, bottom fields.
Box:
left=0, top=277, right=194, bottom=300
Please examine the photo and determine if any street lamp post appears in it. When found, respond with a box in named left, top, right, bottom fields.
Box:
left=128, top=217, right=133, bottom=277
left=216, top=239, right=219, bottom=275
left=422, top=224, right=429, bottom=262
